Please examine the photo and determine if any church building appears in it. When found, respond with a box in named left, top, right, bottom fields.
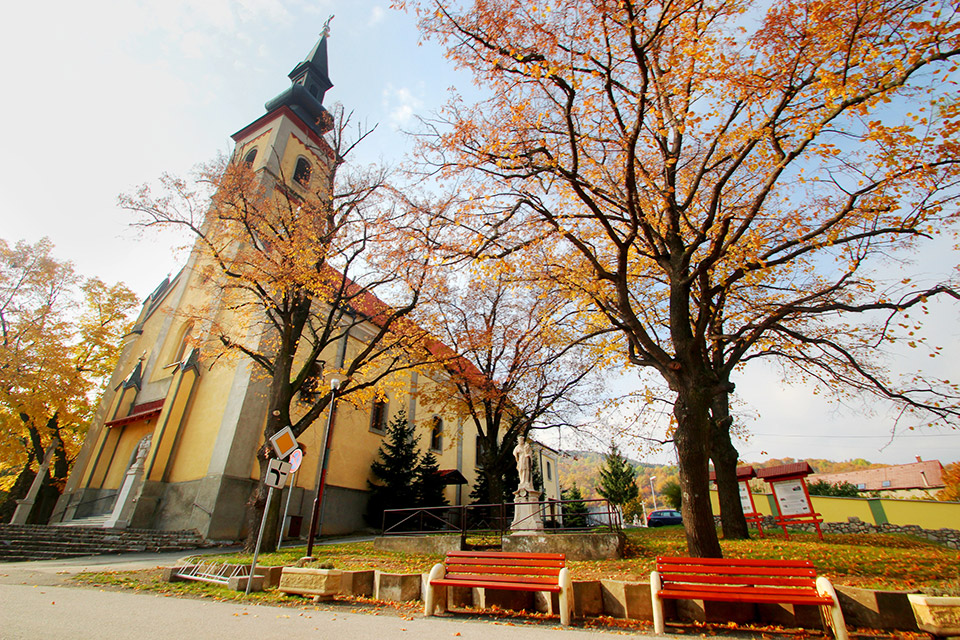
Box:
left=53, top=31, right=560, bottom=541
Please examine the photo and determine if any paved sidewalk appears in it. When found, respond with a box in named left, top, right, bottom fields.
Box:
left=0, top=544, right=661, bottom=639
left=0, top=581, right=626, bottom=640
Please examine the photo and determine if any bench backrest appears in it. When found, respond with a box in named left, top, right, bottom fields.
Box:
left=656, top=556, right=819, bottom=590
left=445, top=551, right=565, bottom=586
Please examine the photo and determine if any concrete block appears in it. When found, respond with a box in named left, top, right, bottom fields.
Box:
left=227, top=575, right=264, bottom=592
left=161, top=566, right=190, bottom=582
left=278, top=567, right=341, bottom=598
left=502, top=532, right=624, bottom=560
left=375, top=571, right=421, bottom=602
left=339, top=570, right=375, bottom=597
left=254, top=566, right=283, bottom=589
left=476, top=587, right=535, bottom=612
left=533, top=590, right=559, bottom=615
left=677, top=599, right=755, bottom=624
left=448, top=585, right=473, bottom=608
left=573, top=580, right=603, bottom=618
left=373, top=535, right=462, bottom=555
left=600, top=579, right=653, bottom=619
left=836, top=586, right=920, bottom=631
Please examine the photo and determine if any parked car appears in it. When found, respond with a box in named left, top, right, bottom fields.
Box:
left=647, top=508, right=683, bottom=527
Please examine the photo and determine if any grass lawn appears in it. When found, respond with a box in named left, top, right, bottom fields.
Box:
left=75, top=526, right=960, bottom=599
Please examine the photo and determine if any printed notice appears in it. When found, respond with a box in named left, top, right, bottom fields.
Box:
left=738, top=481, right=754, bottom=513
left=772, top=479, right=810, bottom=516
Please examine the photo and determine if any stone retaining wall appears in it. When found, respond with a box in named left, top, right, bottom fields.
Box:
left=742, top=515, right=960, bottom=549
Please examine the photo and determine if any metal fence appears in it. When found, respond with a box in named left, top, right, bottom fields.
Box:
left=382, top=498, right=621, bottom=545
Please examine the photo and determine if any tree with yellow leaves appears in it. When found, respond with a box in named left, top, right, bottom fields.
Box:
left=416, top=260, right=610, bottom=505
left=401, top=0, right=960, bottom=556
left=0, top=237, right=137, bottom=523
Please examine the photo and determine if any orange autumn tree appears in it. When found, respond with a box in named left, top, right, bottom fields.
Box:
left=416, top=261, right=611, bottom=505
left=121, top=107, right=438, bottom=550
left=402, top=0, right=960, bottom=556
left=0, top=237, right=137, bottom=523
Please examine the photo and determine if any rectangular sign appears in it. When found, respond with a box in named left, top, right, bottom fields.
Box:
left=738, top=481, right=754, bottom=513
left=265, top=458, right=292, bottom=489
left=772, top=478, right=810, bottom=516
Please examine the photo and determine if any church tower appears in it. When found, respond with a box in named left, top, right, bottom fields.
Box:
left=54, top=30, right=343, bottom=540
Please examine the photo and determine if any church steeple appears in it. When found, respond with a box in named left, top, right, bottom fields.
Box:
left=288, top=19, right=332, bottom=100
left=263, top=17, right=335, bottom=137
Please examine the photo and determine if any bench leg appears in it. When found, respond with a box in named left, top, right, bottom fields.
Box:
left=650, top=570, right=665, bottom=634
left=816, top=576, right=849, bottom=640
left=558, top=568, right=573, bottom=626
left=424, top=563, right=445, bottom=616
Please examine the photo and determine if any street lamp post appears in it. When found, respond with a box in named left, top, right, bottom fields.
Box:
left=304, top=379, right=339, bottom=559
left=650, top=476, right=658, bottom=510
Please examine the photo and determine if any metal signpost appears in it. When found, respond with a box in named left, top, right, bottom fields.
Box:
left=277, top=447, right=303, bottom=548
left=247, top=456, right=292, bottom=595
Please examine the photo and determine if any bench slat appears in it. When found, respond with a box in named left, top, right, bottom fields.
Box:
left=661, top=573, right=817, bottom=588
left=657, top=556, right=815, bottom=569
left=433, top=578, right=563, bottom=593
left=659, top=565, right=817, bottom=579
left=448, top=557, right=566, bottom=569
left=445, top=551, right=565, bottom=561
left=446, top=565, right=562, bottom=577
left=659, top=588, right=832, bottom=606
left=444, top=573, right=559, bottom=584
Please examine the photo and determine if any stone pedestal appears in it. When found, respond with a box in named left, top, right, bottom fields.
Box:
left=11, top=440, right=58, bottom=525
left=510, top=488, right=543, bottom=533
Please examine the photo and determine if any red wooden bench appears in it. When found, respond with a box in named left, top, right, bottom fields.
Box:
left=424, top=550, right=574, bottom=625
left=650, top=556, right=848, bottom=639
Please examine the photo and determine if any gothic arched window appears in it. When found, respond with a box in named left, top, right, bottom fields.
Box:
left=243, top=148, right=258, bottom=165
left=430, top=416, right=443, bottom=452
left=293, top=157, right=312, bottom=186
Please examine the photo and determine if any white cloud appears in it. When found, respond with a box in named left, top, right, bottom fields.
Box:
left=369, top=6, right=386, bottom=26
left=382, top=83, right=424, bottom=129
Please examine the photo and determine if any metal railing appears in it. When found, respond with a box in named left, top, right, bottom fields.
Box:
left=382, top=498, right=621, bottom=545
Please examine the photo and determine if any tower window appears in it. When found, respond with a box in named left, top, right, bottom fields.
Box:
left=370, top=399, right=388, bottom=434
left=308, top=84, right=319, bottom=98
left=430, top=416, right=443, bottom=452
left=243, top=148, right=258, bottom=165
left=293, top=157, right=312, bottom=186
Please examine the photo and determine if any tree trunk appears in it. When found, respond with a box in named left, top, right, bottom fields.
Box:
left=711, top=392, right=750, bottom=540
left=674, top=386, right=723, bottom=558
left=244, top=444, right=281, bottom=553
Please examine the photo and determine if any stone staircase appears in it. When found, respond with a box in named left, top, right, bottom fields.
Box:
left=0, top=523, right=210, bottom=562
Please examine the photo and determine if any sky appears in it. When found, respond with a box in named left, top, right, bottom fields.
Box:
left=1, top=1, right=957, bottom=469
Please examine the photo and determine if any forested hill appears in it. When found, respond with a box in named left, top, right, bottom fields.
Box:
left=557, top=451, right=894, bottom=500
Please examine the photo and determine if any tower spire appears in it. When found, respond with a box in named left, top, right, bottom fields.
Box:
left=263, top=20, right=335, bottom=136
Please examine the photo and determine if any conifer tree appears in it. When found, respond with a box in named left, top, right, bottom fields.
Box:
left=367, top=409, right=420, bottom=528
left=416, top=449, right=448, bottom=509
left=597, top=443, right=639, bottom=508
left=561, top=483, right=589, bottom=529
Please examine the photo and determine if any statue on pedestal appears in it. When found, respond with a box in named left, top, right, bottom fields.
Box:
left=510, top=436, right=543, bottom=533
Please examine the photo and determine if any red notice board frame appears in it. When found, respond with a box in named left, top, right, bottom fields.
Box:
left=710, top=466, right=766, bottom=537
left=757, top=462, right=823, bottom=541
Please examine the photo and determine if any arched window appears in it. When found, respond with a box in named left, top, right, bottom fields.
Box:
left=370, top=399, right=388, bottom=434
left=430, top=416, right=443, bottom=452
left=173, top=321, right=194, bottom=364
left=293, top=157, right=312, bottom=186
left=243, top=148, right=258, bottom=165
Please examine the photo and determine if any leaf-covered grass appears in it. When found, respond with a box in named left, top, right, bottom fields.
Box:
left=74, top=527, right=960, bottom=599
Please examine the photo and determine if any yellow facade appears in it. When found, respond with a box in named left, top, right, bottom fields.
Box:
left=710, top=488, right=960, bottom=531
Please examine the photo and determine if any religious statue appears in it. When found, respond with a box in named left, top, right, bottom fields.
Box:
left=514, top=437, right=534, bottom=491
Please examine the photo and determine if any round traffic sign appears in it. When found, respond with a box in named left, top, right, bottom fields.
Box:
left=288, top=448, right=303, bottom=473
